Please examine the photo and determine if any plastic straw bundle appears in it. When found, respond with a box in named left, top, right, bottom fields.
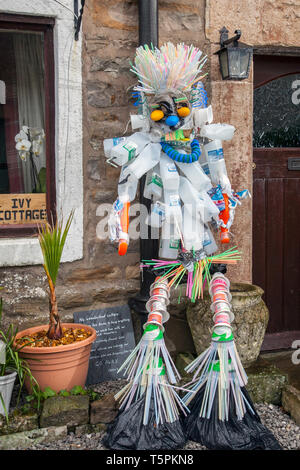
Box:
left=103, top=278, right=188, bottom=450
left=183, top=272, right=251, bottom=420
left=130, top=43, right=207, bottom=95
left=181, top=272, right=282, bottom=450
left=142, top=246, right=241, bottom=302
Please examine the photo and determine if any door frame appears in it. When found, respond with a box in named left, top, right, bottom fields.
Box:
left=253, top=52, right=300, bottom=351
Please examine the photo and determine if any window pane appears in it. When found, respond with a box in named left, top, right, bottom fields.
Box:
left=253, top=73, right=300, bottom=148
left=0, top=31, right=47, bottom=225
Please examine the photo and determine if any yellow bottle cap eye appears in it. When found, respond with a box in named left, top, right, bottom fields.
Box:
left=177, top=107, right=190, bottom=117
left=150, top=109, right=164, bottom=121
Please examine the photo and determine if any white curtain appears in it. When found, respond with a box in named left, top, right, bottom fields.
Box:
left=13, top=33, right=45, bottom=193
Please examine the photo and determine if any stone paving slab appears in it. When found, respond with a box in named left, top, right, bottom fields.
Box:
left=0, top=425, right=67, bottom=450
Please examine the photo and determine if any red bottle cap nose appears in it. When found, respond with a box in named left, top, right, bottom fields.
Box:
left=118, top=241, right=128, bottom=256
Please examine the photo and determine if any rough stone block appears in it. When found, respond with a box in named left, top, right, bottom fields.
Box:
left=0, top=411, right=39, bottom=436
left=40, top=395, right=89, bottom=428
left=90, top=393, right=118, bottom=424
left=282, top=385, right=300, bottom=426
left=0, top=425, right=67, bottom=450
left=75, top=422, right=107, bottom=436
left=246, top=363, right=288, bottom=405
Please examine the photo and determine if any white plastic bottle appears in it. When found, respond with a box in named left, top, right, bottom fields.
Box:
left=163, top=189, right=182, bottom=227
left=123, top=142, right=161, bottom=180
left=179, top=176, right=205, bottom=221
left=203, top=224, right=218, bottom=256
left=145, top=200, right=166, bottom=228
left=159, top=152, right=180, bottom=191
left=110, top=132, right=151, bottom=166
left=198, top=191, right=220, bottom=223
left=175, top=160, right=212, bottom=192
left=143, top=165, right=163, bottom=200
left=103, top=137, right=126, bottom=159
left=203, top=139, right=228, bottom=186
left=182, top=205, right=204, bottom=251
left=118, top=162, right=138, bottom=202
left=159, top=221, right=180, bottom=259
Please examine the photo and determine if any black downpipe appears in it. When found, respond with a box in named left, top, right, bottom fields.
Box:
left=128, top=0, right=159, bottom=332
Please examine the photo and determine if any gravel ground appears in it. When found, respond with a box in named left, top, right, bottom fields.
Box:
left=13, top=380, right=299, bottom=451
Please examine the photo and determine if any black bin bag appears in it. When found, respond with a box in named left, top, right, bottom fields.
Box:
left=183, top=385, right=281, bottom=450
left=103, top=395, right=187, bottom=451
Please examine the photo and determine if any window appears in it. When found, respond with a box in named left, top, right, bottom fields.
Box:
left=254, top=73, right=300, bottom=148
left=0, top=14, right=55, bottom=237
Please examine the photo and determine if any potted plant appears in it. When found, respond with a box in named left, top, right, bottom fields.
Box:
left=15, top=212, right=97, bottom=392
left=0, top=298, right=38, bottom=422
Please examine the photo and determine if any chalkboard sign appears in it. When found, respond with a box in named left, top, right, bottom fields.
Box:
left=74, top=305, right=136, bottom=384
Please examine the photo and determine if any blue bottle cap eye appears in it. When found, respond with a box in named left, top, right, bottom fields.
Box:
left=165, top=115, right=179, bottom=127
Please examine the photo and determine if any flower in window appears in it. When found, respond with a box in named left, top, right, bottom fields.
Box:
left=15, top=129, right=28, bottom=143
left=16, top=139, right=31, bottom=161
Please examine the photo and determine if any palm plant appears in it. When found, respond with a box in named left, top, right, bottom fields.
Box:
left=38, top=211, right=74, bottom=340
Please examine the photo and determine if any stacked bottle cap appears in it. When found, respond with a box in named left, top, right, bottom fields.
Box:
left=209, top=273, right=235, bottom=330
left=144, top=277, right=170, bottom=331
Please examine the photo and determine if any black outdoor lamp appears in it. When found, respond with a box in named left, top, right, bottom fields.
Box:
left=216, top=27, right=253, bottom=80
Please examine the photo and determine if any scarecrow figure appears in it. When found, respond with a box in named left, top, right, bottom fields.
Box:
left=103, top=43, right=280, bottom=451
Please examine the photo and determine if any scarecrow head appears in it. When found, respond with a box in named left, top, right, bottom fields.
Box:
left=130, top=43, right=208, bottom=143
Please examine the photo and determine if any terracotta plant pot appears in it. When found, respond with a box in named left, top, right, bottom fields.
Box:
left=15, top=323, right=96, bottom=393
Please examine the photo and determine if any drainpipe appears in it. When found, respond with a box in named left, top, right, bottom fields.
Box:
left=128, top=0, right=159, bottom=332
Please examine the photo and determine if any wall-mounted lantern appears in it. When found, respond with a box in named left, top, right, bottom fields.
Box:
left=216, top=27, right=253, bottom=80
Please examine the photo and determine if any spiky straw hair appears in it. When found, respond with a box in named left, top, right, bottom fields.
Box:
left=130, top=43, right=207, bottom=95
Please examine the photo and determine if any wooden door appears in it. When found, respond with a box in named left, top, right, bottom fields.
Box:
left=253, top=55, right=300, bottom=350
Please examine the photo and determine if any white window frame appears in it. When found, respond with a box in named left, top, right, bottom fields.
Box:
left=0, top=0, right=83, bottom=266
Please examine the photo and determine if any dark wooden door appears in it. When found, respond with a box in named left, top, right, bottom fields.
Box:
left=253, top=55, right=300, bottom=350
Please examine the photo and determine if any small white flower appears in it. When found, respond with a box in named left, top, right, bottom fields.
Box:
left=19, top=150, right=29, bottom=161
left=22, top=125, right=29, bottom=134
left=16, top=139, right=31, bottom=152
left=15, top=130, right=27, bottom=143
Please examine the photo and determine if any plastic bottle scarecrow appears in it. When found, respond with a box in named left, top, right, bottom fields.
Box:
left=103, top=42, right=280, bottom=451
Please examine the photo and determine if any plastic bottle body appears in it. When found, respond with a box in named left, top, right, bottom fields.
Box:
left=182, top=205, right=204, bottom=251
left=203, top=224, right=218, bottom=256
left=118, top=162, right=139, bottom=202
left=159, top=152, right=180, bottom=191
left=110, top=132, right=151, bottom=167
left=159, top=222, right=180, bottom=259
left=203, top=139, right=228, bottom=186
left=103, top=137, right=126, bottom=159
left=146, top=201, right=166, bottom=228
left=175, top=160, right=212, bottom=193
left=123, top=142, right=161, bottom=180
left=143, top=164, right=163, bottom=200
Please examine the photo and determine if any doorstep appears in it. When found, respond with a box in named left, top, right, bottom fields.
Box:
left=260, top=349, right=300, bottom=426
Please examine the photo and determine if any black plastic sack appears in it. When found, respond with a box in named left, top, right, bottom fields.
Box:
left=103, top=395, right=187, bottom=450
left=183, top=385, right=281, bottom=450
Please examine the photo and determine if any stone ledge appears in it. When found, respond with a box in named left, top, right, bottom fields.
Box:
left=245, top=362, right=288, bottom=405
left=0, top=425, right=67, bottom=450
left=282, top=385, right=300, bottom=426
